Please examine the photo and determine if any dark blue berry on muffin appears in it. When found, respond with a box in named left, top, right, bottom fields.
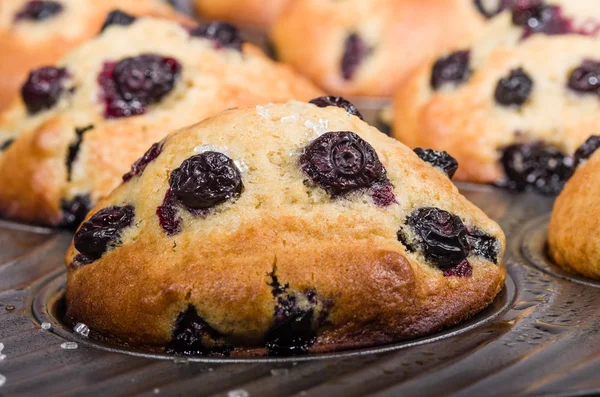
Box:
left=66, top=125, right=94, bottom=181
left=511, top=0, right=573, bottom=38
left=21, top=67, right=69, bottom=114
left=467, top=229, right=501, bottom=264
left=474, top=0, right=509, bottom=18
left=15, top=1, right=63, bottom=21
left=0, top=139, right=15, bottom=152
left=574, top=136, right=600, bottom=165
left=430, top=51, right=471, bottom=90
left=61, top=194, right=92, bottom=230
left=123, top=142, right=163, bottom=182
left=157, top=189, right=182, bottom=236
left=414, top=148, right=459, bottom=179
left=341, top=33, right=369, bottom=81
left=494, top=68, right=533, bottom=107
left=309, top=96, right=364, bottom=120
left=100, top=9, right=136, bottom=33
left=190, top=22, right=243, bottom=51
left=568, top=60, right=600, bottom=94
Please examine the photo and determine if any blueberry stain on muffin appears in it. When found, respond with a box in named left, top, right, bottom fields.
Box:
left=413, top=148, right=459, bottom=179
left=341, top=33, right=369, bottom=81
left=467, top=229, right=501, bottom=264
left=300, top=131, right=394, bottom=204
left=15, top=1, right=64, bottom=22
left=21, top=67, right=69, bottom=114
left=500, top=142, right=575, bottom=195
left=574, top=136, right=600, bottom=165
left=61, top=194, right=92, bottom=230
left=66, top=125, right=94, bottom=181
left=98, top=54, right=181, bottom=118
left=190, top=22, right=243, bottom=51
left=568, top=60, right=600, bottom=94
left=100, top=10, right=136, bottom=33
left=430, top=51, right=471, bottom=90
left=403, top=207, right=470, bottom=272
left=123, top=142, right=164, bottom=182
left=309, top=96, right=363, bottom=120
left=166, top=305, right=233, bottom=356
left=73, top=205, right=135, bottom=264
left=265, top=271, right=330, bottom=356
left=474, top=0, right=509, bottom=18
left=494, top=68, right=533, bottom=107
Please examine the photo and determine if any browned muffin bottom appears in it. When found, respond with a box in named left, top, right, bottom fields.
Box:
left=64, top=99, right=506, bottom=357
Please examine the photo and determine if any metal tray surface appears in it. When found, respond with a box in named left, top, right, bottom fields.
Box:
left=1, top=186, right=600, bottom=397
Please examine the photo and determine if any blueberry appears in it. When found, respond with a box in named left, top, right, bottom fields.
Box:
left=156, top=189, right=182, bottom=236
left=404, top=207, right=470, bottom=269
left=166, top=305, right=232, bottom=356
left=574, top=136, right=600, bottom=165
left=474, top=0, right=508, bottom=18
left=66, top=125, right=94, bottom=181
left=300, top=131, right=386, bottom=197
left=21, top=67, right=69, bottom=114
left=73, top=205, right=135, bottom=262
left=14, top=1, right=63, bottom=21
left=430, top=51, right=471, bottom=90
left=511, top=0, right=572, bottom=38
left=309, top=96, right=363, bottom=120
left=370, top=181, right=397, bottom=207
left=0, top=139, right=15, bottom=152
left=413, top=148, right=459, bottom=179
left=568, top=61, right=600, bottom=94
left=98, top=55, right=181, bottom=119
left=170, top=152, right=243, bottom=211
left=494, top=68, right=533, bottom=107
left=467, top=229, right=501, bottom=264
left=500, top=142, right=575, bottom=195
left=442, top=260, right=473, bottom=278
left=100, top=10, right=136, bottom=33
left=123, top=142, right=163, bottom=182
left=61, top=194, right=92, bottom=230
left=341, top=33, right=369, bottom=81
left=190, top=22, right=243, bottom=51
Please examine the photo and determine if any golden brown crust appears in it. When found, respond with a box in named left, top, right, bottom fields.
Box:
left=393, top=7, right=600, bottom=184
left=0, top=18, right=322, bottom=227
left=549, top=151, right=600, bottom=280
left=194, top=0, right=292, bottom=27
left=65, top=101, right=506, bottom=355
left=271, top=0, right=486, bottom=96
left=0, top=0, right=191, bottom=112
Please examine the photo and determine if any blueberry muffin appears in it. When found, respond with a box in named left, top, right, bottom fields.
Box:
left=0, top=17, right=322, bottom=227
left=64, top=99, right=506, bottom=357
left=270, top=0, right=491, bottom=97
left=194, top=0, right=292, bottom=27
left=393, top=0, right=600, bottom=194
left=549, top=137, right=600, bottom=279
left=0, top=0, right=190, bottom=112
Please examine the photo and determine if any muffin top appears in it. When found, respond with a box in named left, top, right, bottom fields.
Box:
left=271, top=0, right=489, bottom=96
left=0, top=16, right=322, bottom=227
left=0, top=0, right=188, bottom=111
left=64, top=100, right=506, bottom=356
left=393, top=0, right=600, bottom=194
left=194, top=0, right=293, bottom=27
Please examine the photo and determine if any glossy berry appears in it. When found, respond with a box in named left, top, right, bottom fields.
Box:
left=494, top=68, right=533, bottom=107
left=442, top=260, right=473, bottom=278
left=170, top=152, right=243, bottom=211
left=66, top=125, right=94, bottom=181
left=309, top=96, right=364, bottom=120
left=413, top=148, right=459, bottom=179
left=467, top=229, right=501, bottom=264
left=99, top=55, right=181, bottom=118
left=430, top=51, right=471, bottom=90
left=500, top=142, right=575, bottom=195
left=61, top=194, right=92, bottom=230
left=511, top=1, right=572, bottom=38
left=166, top=305, right=232, bottom=356
left=15, top=1, right=63, bottom=21
left=190, top=22, right=243, bottom=51
left=341, top=33, right=369, bottom=81
left=568, top=61, right=600, bottom=94
left=74, top=205, right=135, bottom=262
left=156, top=189, right=182, bottom=236
left=21, top=67, right=69, bottom=114
left=100, top=10, right=136, bottom=33
left=474, top=0, right=508, bottom=18
left=574, top=136, right=600, bottom=165
left=123, top=142, right=163, bottom=182
left=300, top=131, right=386, bottom=197
left=405, top=207, right=470, bottom=269
left=0, top=139, right=15, bottom=152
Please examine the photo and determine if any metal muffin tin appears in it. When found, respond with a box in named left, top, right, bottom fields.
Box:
left=2, top=2, right=600, bottom=396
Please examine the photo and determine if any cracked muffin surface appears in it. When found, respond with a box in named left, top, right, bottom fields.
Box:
left=0, top=0, right=189, bottom=112
left=0, top=17, right=321, bottom=227
left=65, top=100, right=506, bottom=357
left=393, top=0, right=600, bottom=195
